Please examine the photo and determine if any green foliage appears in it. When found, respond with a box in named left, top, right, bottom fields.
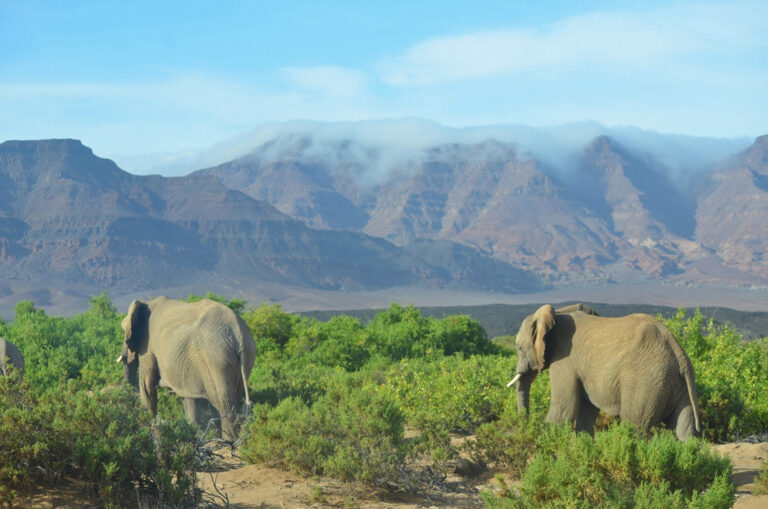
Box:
left=754, top=459, right=768, bottom=495
left=242, top=303, right=301, bottom=351
left=0, top=377, right=201, bottom=507
left=663, top=308, right=768, bottom=441
left=381, top=354, right=514, bottom=436
left=0, top=373, right=60, bottom=504
left=3, top=294, right=124, bottom=393
left=367, top=303, right=494, bottom=359
left=241, top=373, right=405, bottom=484
left=466, top=408, right=546, bottom=477
left=2, top=295, right=762, bottom=505
left=184, top=291, right=247, bottom=315
left=483, top=422, right=734, bottom=509
left=0, top=294, right=202, bottom=507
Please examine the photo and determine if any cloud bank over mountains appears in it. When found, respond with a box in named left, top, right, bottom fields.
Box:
left=120, top=120, right=751, bottom=183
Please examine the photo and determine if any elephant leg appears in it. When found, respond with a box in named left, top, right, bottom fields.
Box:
left=665, top=399, right=698, bottom=441
left=139, top=364, right=160, bottom=416
left=204, top=382, right=239, bottom=441
left=575, top=392, right=600, bottom=435
left=546, top=371, right=580, bottom=425
left=218, top=399, right=241, bottom=441
left=183, top=398, right=202, bottom=427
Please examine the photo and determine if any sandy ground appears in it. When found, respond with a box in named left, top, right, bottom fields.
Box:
left=14, top=440, right=768, bottom=508
left=194, top=441, right=768, bottom=509
left=718, top=442, right=768, bottom=509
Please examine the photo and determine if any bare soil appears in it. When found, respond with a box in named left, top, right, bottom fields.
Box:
left=14, top=440, right=768, bottom=508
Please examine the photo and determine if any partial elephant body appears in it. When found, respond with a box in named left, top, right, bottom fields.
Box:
left=120, top=297, right=257, bottom=440
left=0, top=337, right=24, bottom=379
left=514, top=304, right=700, bottom=440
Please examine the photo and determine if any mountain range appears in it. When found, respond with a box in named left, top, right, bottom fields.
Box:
left=195, top=131, right=768, bottom=285
left=1, top=128, right=767, bottom=316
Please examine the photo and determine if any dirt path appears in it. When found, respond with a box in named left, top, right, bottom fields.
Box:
left=716, top=442, right=768, bottom=509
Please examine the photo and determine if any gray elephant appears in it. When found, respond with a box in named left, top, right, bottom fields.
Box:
left=117, top=297, right=257, bottom=440
left=509, top=304, right=701, bottom=440
left=0, top=337, right=24, bottom=379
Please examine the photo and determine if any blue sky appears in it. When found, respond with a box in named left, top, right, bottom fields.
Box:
left=1, top=0, right=766, bottom=164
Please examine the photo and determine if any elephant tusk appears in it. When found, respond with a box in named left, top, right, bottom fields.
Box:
left=116, top=355, right=124, bottom=363
left=507, top=373, right=522, bottom=388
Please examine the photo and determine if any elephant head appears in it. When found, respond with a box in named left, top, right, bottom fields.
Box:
left=117, top=299, right=150, bottom=388
left=511, top=304, right=555, bottom=413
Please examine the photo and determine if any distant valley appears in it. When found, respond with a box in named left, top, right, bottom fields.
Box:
left=1, top=125, right=767, bottom=317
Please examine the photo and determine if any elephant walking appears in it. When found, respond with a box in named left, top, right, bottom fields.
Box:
left=117, top=297, right=257, bottom=440
left=510, top=304, right=701, bottom=440
left=0, top=337, right=24, bottom=379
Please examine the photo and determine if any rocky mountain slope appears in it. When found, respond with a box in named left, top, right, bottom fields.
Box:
left=196, top=132, right=768, bottom=286
left=0, top=139, right=539, bottom=299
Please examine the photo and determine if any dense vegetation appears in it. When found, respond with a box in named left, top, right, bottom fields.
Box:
left=0, top=293, right=766, bottom=507
left=304, top=302, right=768, bottom=341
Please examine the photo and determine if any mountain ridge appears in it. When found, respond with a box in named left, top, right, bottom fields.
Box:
left=0, top=138, right=540, bottom=298
left=1, top=132, right=767, bottom=317
left=194, top=132, right=768, bottom=285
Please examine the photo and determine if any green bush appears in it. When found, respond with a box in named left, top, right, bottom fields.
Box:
left=483, top=422, right=734, bottom=509
left=367, top=303, right=494, bottom=359
left=3, top=295, right=763, bottom=505
left=381, top=354, right=514, bottom=436
left=466, top=408, right=546, bottom=477
left=0, top=295, right=204, bottom=507
left=663, top=309, right=768, bottom=441
left=0, top=373, right=61, bottom=504
left=753, top=462, right=768, bottom=497
left=48, top=385, right=201, bottom=508
left=241, top=372, right=405, bottom=485
left=184, top=291, right=247, bottom=315
left=2, top=294, right=124, bottom=394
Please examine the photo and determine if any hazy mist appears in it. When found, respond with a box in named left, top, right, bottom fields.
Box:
left=115, top=119, right=753, bottom=185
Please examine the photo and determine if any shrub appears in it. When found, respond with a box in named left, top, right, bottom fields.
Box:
left=242, top=303, right=301, bottom=350
left=755, top=460, right=768, bottom=495
left=241, top=372, right=405, bottom=485
left=2, top=295, right=124, bottom=394
left=47, top=385, right=202, bottom=508
left=483, top=422, right=734, bottom=509
left=382, top=354, right=515, bottom=436
left=466, top=408, right=545, bottom=477
left=663, top=309, right=768, bottom=441
left=185, top=292, right=247, bottom=315
left=0, top=373, right=61, bottom=505
left=366, top=303, right=493, bottom=359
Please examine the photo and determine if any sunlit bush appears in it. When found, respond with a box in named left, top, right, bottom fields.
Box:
left=483, top=422, right=734, bottom=508
left=663, top=309, right=768, bottom=441
left=241, top=372, right=405, bottom=485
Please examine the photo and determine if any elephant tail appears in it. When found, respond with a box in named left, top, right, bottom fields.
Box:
left=240, top=358, right=251, bottom=409
left=677, top=350, right=701, bottom=435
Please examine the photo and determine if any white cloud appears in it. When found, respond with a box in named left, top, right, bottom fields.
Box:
left=282, top=66, right=368, bottom=96
left=378, top=1, right=768, bottom=85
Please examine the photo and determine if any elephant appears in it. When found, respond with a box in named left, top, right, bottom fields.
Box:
left=0, top=337, right=24, bottom=379
left=509, top=304, right=701, bottom=440
left=117, top=297, right=257, bottom=440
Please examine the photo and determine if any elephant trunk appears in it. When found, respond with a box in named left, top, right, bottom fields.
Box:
left=120, top=344, right=139, bottom=389
left=515, top=371, right=536, bottom=414
left=123, top=358, right=139, bottom=388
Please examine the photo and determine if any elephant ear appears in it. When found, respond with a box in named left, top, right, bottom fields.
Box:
left=532, top=304, right=555, bottom=372
left=123, top=300, right=150, bottom=362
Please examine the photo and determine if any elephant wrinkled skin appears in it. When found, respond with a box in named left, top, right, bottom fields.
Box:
left=512, top=304, right=701, bottom=440
left=118, top=297, right=257, bottom=440
left=0, top=337, right=24, bottom=379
